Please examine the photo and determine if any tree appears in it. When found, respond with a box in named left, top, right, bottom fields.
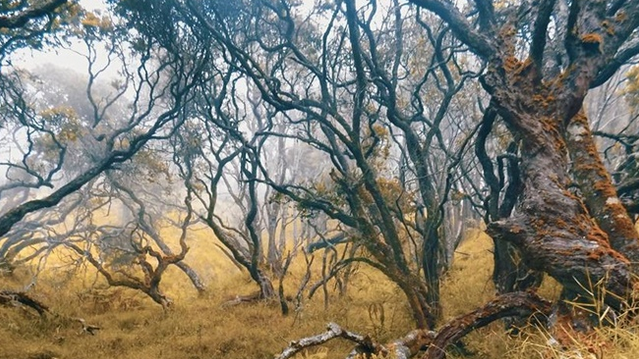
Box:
left=138, top=0, right=483, bottom=329
left=63, top=180, right=195, bottom=310
left=0, top=4, right=210, bottom=304
left=409, top=0, right=639, bottom=313
left=103, top=0, right=639, bottom=336
left=172, top=73, right=279, bottom=300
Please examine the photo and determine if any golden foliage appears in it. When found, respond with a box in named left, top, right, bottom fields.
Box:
left=623, top=65, right=639, bottom=113
left=581, top=33, right=604, bottom=53
left=80, top=11, right=113, bottom=33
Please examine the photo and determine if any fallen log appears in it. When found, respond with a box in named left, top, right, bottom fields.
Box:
left=1, top=289, right=100, bottom=336
left=220, top=292, right=263, bottom=307
left=275, top=291, right=552, bottom=359
left=0, top=290, right=49, bottom=316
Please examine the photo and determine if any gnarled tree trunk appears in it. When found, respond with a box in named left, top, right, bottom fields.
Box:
left=485, top=61, right=637, bottom=311
left=411, top=0, right=639, bottom=317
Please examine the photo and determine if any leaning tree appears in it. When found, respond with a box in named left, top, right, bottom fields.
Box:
left=409, top=0, right=639, bottom=312
left=0, top=2, right=213, bottom=309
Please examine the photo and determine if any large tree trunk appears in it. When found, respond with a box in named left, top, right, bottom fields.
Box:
left=487, top=99, right=636, bottom=311
left=409, top=0, right=639, bottom=318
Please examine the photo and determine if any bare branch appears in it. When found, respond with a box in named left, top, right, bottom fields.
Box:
left=409, top=0, right=495, bottom=58
left=0, top=0, right=68, bottom=29
left=275, top=322, right=380, bottom=359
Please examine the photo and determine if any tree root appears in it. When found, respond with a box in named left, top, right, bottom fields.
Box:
left=275, top=291, right=552, bottom=359
left=423, top=291, right=551, bottom=359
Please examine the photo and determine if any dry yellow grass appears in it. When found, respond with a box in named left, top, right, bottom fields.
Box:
left=1, top=230, right=638, bottom=359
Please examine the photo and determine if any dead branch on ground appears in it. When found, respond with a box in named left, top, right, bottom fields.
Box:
left=71, top=317, right=101, bottom=335
left=275, top=292, right=552, bottom=359
left=1, top=289, right=100, bottom=336
left=220, top=292, right=263, bottom=307
left=0, top=290, right=49, bottom=316
left=275, top=322, right=386, bottom=359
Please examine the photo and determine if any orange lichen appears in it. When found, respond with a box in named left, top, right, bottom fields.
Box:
left=538, top=116, right=566, bottom=152
left=592, top=180, right=617, bottom=198
left=571, top=110, right=589, bottom=125
left=581, top=33, right=603, bottom=53
left=503, top=56, right=520, bottom=72
left=512, top=57, right=533, bottom=77
left=532, top=93, right=555, bottom=108
left=562, top=189, right=580, bottom=202
left=586, top=226, right=609, bottom=246
left=601, top=20, right=615, bottom=36
left=553, top=218, right=569, bottom=229
left=581, top=33, right=603, bottom=44
left=615, top=11, right=627, bottom=23
left=498, top=24, right=517, bottom=55
left=587, top=250, right=602, bottom=261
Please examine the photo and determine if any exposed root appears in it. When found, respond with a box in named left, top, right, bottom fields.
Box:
left=423, top=291, right=551, bottom=359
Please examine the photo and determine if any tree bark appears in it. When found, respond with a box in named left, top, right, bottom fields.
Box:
left=480, top=60, right=638, bottom=313
left=175, top=262, right=207, bottom=294
left=565, top=109, right=639, bottom=267
left=475, top=109, right=543, bottom=295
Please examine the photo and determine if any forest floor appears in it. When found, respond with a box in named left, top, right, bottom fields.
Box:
left=1, top=231, right=638, bottom=359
